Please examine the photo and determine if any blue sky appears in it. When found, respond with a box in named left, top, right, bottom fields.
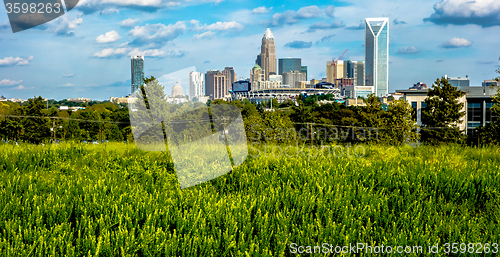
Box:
left=1, top=0, right=499, bottom=100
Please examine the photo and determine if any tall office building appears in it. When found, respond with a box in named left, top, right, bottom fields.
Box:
left=365, top=17, right=389, bottom=97
left=278, top=58, right=301, bottom=75
left=301, top=66, right=307, bottom=81
left=131, top=56, right=144, bottom=93
left=222, top=67, right=237, bottom=90
left=353, top=61, right=365, bottom=86
left=205, top=70, right=227, bottom=100
left=189, top=71, right=204, bottom=100
left=326, top=60, right=344, bottom=85
left=283, top=71, right=306, bottom=88
left=256, top=28, right=277, bottom=81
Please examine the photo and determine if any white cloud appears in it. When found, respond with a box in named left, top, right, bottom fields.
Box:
left=397, top=46, right=421, bottom=54
left=120, top=18, right=140, bottom=27
left=191, top=20, right=244, bottom=31
left=193, top=31, right=214, bottom=39
left=93, top=48, right=129, bottom=58
left=128, top=48, right=166, bottom=57
left=269, top=5, right=324, bottom=26
left=100, top=8, right=119, bottom=15
left=44, top=12, right=83, bottom=36
left=425, top=0, right=500, bottom=27
left=0, top=79, right=23, bottom=86
left=325, top=5, right=335, bottom=17
left=13, top=85, right=32, bottom=90
left=62, top=74, right=74, bottom=77
left=439, top=37, right=473, bottom=48
left=128, top=22, right=186, bottom=46
left=61, top=83, right=75, bottom=87
left=0, top=56, right=33, bottom=67
left=253, top=6, right=270, bottom=14
left=95, top=30, right=121, bottom=43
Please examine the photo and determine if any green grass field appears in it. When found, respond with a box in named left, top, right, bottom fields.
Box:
left=0, top=142, right=499, bottom=256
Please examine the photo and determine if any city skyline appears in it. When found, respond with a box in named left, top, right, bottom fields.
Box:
left=0, top=0, right=499, bottom=100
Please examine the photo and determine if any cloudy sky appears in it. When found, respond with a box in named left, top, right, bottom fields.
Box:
left=0, top=0, right=499, bottom=100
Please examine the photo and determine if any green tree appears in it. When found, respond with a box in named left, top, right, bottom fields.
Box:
left=421, top=77, right=465, bottom=145
left=478, top=57, right=500, bottom=144
left=383, top=99, right=419, bottom=145
left=21, top=96, right=51, bottom=143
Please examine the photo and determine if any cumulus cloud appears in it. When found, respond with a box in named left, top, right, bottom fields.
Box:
left=253, top=6, right=271, bottom=14
left=43, top=12, right=83, bottom=36
left=325, top=5, right=335, bottom=17
left=13, top=85, right=26, bottom=90
left=120, top=18, right=140, bottom=27
left=0, top=79, right=23, bottom=86
left=193, top=31, right=214, bottom=39
left=424, top=0, right=500, bottom=27
left=95, top=30, right=121, bottom=43
left=93, top=48, right=130, bottom=58
left=0, top=56, right=33, bottom=67
left=393, top=18, right=407, bottom=25
left=0, top=22, right=9, bottom=29
left=284, top=41, right=312, bottom=49
left=75, top=0, right=223, bottom=14
left=190, top=20, right=243, bottom=31
left=439, top=37, right=473, bottom=48
left=397, top=46, right=420, bottom=54
left=307, top=20, right=344, bottom=32
left=128, top=21, right=186, bottom=46
left=100, top=8, right=119, bottom=15
left=63, top=74, right=74, bottom=77
left=128, top=48, right=166, bottom=57
left=61, top=83, right=75, bottom=87
left=268, top=5, right=323, bottom=26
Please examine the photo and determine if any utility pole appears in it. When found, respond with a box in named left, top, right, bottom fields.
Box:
left=310, top=123, right=313, bottom=148
left=53, top=118, right=56, bottom=142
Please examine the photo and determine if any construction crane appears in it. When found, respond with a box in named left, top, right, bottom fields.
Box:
left=331, top=49, right=348, bottom=65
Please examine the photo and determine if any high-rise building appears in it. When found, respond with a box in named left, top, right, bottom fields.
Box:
left=278, top=58, right=301, bottom=75
left=131, top=56, right=144, bottom=93
left=283, top=71, right=306, bottom=88
left=301, top=66, right=307, bottom=81
left=171, top=82, right=184, bottom=97
left=189, top=71, right=204, bottom=100
left=256, top=28, right=277, bottom=81
left=365, top=17, right=389, bottom=97
left=250, top=65, right=265, bottom=90
left=222, top=67, right=237, bottom=89
left=353, top=61, right=365, bottom=86
left=205, top=70, right=227, bottom=100
left=326, top=60, right=344, bottom=85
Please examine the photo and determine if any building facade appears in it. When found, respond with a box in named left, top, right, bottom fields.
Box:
left=189, top=71, right=204, bottom=100
left=283, top=71, right=306, bottom=88
left=301, top=66, right=307, bottom=80
left=131, top=56, right=144, bottom=94
left=222, top=67, right=237, bottom=88
left=256, top=28, right=277, bottom=81
left=365, top=18, right=389, bottom=97
left=250, top=65, right=265, bottom=90
left=205, top=70, right=227, bottom=100
left=278, top=58, right=301, bottom=75
left=326, top=60, right=345, bottom=84
left=445, top=75, right=470, bottom=89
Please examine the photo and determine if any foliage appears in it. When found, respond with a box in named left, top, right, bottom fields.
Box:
left=383, top=99, right=420, bottom=145
left=0, top=143, right=499, bottom=256
left=421, top=77, right=465, bottom=145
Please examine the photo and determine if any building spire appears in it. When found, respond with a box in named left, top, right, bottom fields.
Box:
left=263, top=28, right=274, bottom=39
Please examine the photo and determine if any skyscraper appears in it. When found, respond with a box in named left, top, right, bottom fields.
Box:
left=256, top=28, right=277, bottom=81
left=222, top=67, right=237, bottom=90
left=278, top=58, right=301, bottom=75
left=189, top=71, right=204, bottom=100
left=365, top=18, right=389, bottom=97
left=205, top=70, right=226, bottom=100
left=131, top=56, right=144, bottom=93
left=250, top=65, right=265, bottom=91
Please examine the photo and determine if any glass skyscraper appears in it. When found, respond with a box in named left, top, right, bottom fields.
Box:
left=365, top=18, right=389, bottom=97
left=131, top=56, right=144, bottom=94
left=278, top=58, right=301, bottom=75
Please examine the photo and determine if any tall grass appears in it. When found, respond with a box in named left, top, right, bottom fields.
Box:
left=0, top=142, right=499, bottom=256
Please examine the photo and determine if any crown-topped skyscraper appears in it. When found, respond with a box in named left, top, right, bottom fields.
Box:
left=256, top=28, right=277, bottom=81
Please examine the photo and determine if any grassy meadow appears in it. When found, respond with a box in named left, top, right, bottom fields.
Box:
left=0, top=142, right=499, bottom=256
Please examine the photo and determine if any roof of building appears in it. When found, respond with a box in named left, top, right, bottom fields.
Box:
left=263, top=28, right=274, bottom=39
left=253, top=64, right=262, bottom=70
